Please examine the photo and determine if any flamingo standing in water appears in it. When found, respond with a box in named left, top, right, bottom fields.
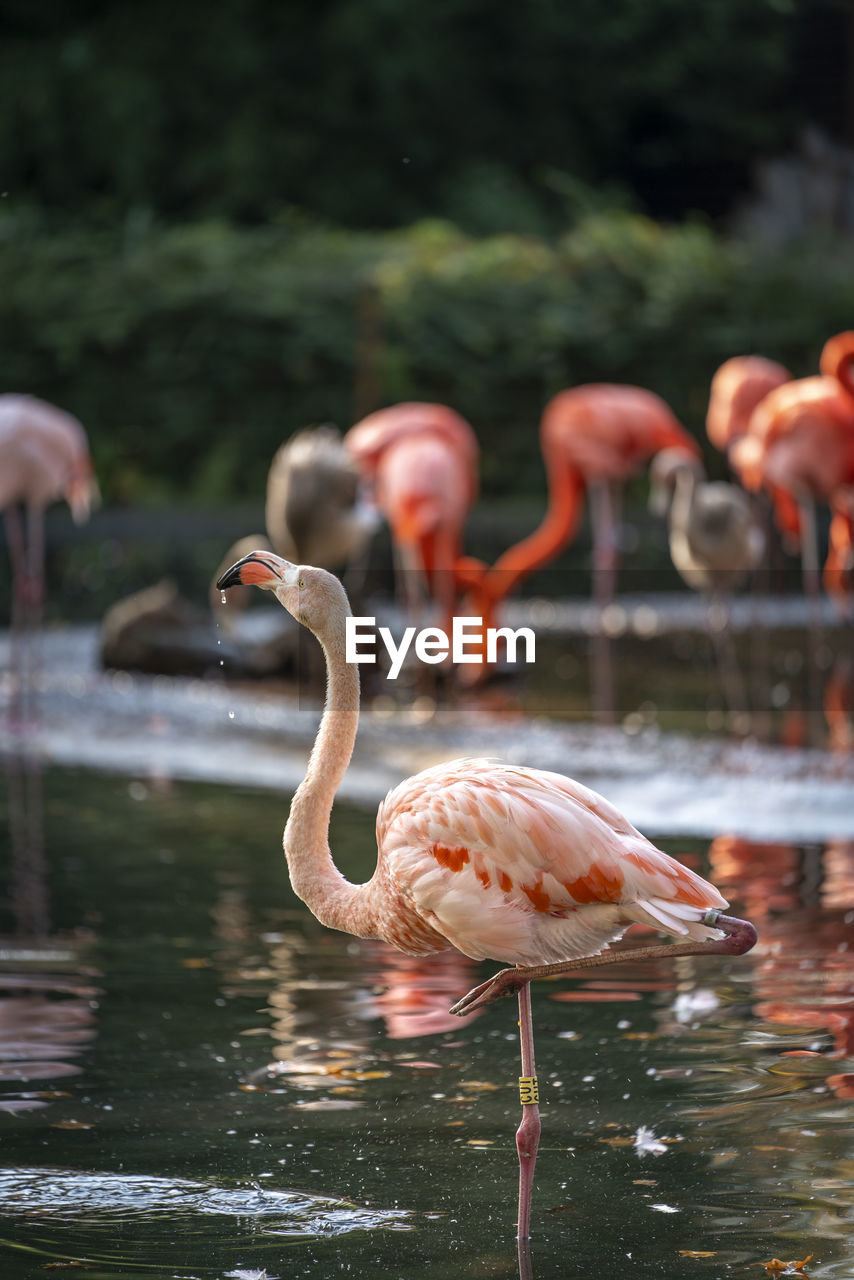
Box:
left=486, top=385, right=700, bottom=602
left=482, top=385, right=700, bottom=713
left=648, top=449, right=765, bottom=718
left=217, top=548, right=756, bottom=1242
left=704, top=356, right=795, bottom=732
left=0, top=395, right=98, bottom=719
left=730, top=331, right=854, bottom=613
left=345, top=403, right=480, bottom=644
left=706, top=354, right=797, bottom=543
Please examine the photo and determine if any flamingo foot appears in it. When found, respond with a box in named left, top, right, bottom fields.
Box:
left=701, top=912, right=758, bottom=955
left=449, top=967, right=529, bottom=1016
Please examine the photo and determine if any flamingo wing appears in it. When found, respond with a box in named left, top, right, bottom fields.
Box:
left=376, top=758, right=726, bottom=967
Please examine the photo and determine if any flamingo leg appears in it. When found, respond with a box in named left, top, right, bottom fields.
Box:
left=393, top=539, right=429, bottom=624
left=25, top=501, right=46, bottom=715
left=4, top=504, right=29, bottom=725
left=798, top=493, right=822, bottom=608
left=587, top=480, right=619, bottom=724
left=515, top=980, right=541, bottom=1241
left=796, top=493, right=826, bottom=743
left=449, top=912, right=757, bottom=1016
left=429, top=524, right=460, bottom=642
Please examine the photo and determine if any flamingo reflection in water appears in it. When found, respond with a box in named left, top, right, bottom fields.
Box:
left=648, top=449, right=765, bottom=723
left=367, top=946, right=481, bottom=1040
left=217, top=548, right=756, bottom=1241
left=710, top=834, right=854, bottom=1099
left=0, top=755, right=101, bottom=1113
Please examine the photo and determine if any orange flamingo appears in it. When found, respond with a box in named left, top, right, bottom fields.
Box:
left=217, top=548, right=756, bottom=1241
left=480, top=385, right=699, bottom=712
left=731, top=332, right=854, bottom=612
left=706, top=354, right=798, bottom=542
left=706, top=355, right=792, bottom=452
left=485, top=385, right=700, bottom=604
left=0, top=395, right=98, bottom=720
left=345, top=403, right=480, bottom=643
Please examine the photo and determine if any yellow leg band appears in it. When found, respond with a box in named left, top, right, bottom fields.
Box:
left=519, top=1075, right=539, bottom=1105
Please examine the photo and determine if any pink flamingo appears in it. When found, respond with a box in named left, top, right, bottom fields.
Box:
left=217, top=548, right=756, bottom=1241
left=345, top=403, right=480, bottom=641
left=706, top=354, right=799, bottom=543
left=486, top=385, right=699, bottom=602
left=0, top=395, right=98, bottom=719
left=706, top=355, right=792, bottom=453
left=731, top=332, right=854, bottom=612
left=482, top=384, right=700, bottom=713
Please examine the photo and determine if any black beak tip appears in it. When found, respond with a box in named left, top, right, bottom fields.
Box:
left=216, top=563, right=243, bottom=591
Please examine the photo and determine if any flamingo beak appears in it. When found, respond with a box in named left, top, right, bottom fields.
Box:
left=216, top=550, right=297, bottom=591
left=69, top=461, right=101, bottom=525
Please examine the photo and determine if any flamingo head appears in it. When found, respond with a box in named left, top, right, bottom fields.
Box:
left=216, top=549, right=348, bottom=633
left=648, top=448, right=705, bottom=516
left=68, top=455, right=101, bottom=524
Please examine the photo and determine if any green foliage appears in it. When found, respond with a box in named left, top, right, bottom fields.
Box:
left=2, top=206, right=853, bottom=504
left=0, top=0, right=800, bottom=229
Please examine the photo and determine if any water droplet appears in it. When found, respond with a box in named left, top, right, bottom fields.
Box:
left=228, top=711, right=235, bottom=720
left=221, top=593, right=227, bottom=605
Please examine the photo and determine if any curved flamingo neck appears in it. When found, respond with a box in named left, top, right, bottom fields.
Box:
left=283, top=621, right=378, bottom=938
left=486, top=446, right=585, bottom=600
left=668, top=464, right=699, bottom=529
left=820, top=331, right=854, bottom=401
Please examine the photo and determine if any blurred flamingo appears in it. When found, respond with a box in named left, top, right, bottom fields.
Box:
left=345, top=402, right=481, bottom=652
left=0, top=395, right=98, bottom=720
left=706, top=354, right=799, bottom=547
left=482, top=385, right=700, bottom=714
left=648, top=449, right=765, bottom=718
left=649, top=451, right=765, bottom=597
left=731, top=332, right=854, bottom=613
left=485, top=385, right=700, bottom=605
left=706, top=355, right=792, bottom=454
left=213, top=426, right=377, bottom=633
left=217, top=548, right=756, bottom=1240
left=265, top=426, right=378, bottom=571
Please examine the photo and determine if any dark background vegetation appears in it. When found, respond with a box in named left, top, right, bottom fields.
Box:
left=2, top=0, right=854, bottom=505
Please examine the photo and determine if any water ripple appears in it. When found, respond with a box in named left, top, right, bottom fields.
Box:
left=0, top=1167, right=410, bottom=1237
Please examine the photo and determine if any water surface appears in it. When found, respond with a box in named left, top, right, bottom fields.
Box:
left=0, top=765, right=852, bottom=1279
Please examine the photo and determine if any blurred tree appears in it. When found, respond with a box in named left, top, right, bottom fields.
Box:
left=3, top=209, right=853, bottom=505
left=0, top=0, right=808, bottom=230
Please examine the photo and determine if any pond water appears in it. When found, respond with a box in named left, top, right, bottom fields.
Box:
left=0, top=762, right=852, bottom=1280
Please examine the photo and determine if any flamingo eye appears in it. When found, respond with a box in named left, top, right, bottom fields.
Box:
left=298, top=577, right=306, bottom=588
